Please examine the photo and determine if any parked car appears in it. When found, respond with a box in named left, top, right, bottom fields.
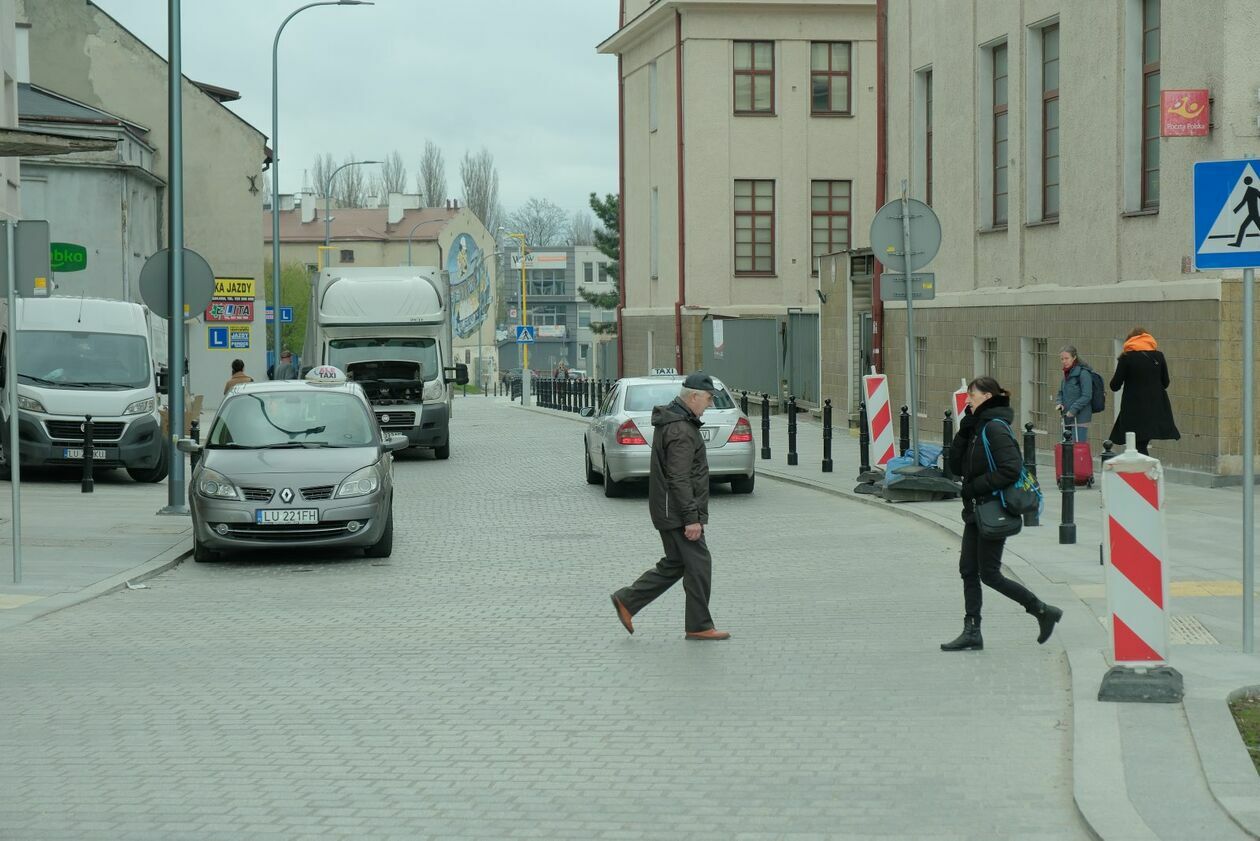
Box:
left=178, top=367, right=408, bottom=562
left=580, top=374, right=755, bottom=497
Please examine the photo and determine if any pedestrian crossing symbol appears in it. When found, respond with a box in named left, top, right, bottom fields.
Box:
left=1193, top=159, right=1260, bottom=269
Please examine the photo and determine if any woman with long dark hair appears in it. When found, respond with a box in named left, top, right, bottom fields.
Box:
left=941, top=376, right=1062, bottom=651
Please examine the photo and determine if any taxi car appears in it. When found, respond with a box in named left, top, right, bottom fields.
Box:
left=178, top=366, right=408, bottom=562
left=580, top=372, right=755, bottom=497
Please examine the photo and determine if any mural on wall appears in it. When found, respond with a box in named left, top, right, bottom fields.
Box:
left=448, top=233, right=492, bottom=339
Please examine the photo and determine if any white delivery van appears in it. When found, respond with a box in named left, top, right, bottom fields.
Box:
left=0, top=297, right=168, bottom=482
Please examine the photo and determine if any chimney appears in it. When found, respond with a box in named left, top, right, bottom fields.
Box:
left=388, top=192, right=404, bottom=225
left=402, top=193, right=422, bottom=210
left=299, top=192, right=315, bottom=224
left=279, top=193, right=296, bottom=212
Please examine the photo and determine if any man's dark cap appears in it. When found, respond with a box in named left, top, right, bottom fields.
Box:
left=682, top=372, right=718, bottom=393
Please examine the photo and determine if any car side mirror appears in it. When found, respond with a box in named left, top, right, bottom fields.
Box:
left=155, top=370, right=169, bottom=395
left=383, top=434, right=409, bottom=453
left=176, top=438, right=201, bottom=454
left=579, top=407, right=596, bottom=418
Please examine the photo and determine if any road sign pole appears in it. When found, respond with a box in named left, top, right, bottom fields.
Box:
left=160, top=0, right=188, bottom=515
left=1245, top=266, right=1255, bottom=654
left=5, top=221, right=21, bottom=583
left=900, top=181, right=920, bottom=459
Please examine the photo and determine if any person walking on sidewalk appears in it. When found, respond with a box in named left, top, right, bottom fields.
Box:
left=1109, top=327, right=1180, bottom=456
left=941, top=376, right=1063, bottom=652
left=610, top=372, right=731, bottom=641
left=1053, top=345, right=1093, bottom=442
left=223, top=358, right=253, bottom=394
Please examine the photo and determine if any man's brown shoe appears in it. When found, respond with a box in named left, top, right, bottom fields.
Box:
left=685, top=629, right=731, bottom=641
left=610, top=594, right=634, bottom=634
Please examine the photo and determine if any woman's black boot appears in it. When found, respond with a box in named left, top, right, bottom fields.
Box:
left=1030, top=601, right=1063, bottom=644
left=940, top=617, right=983, bottom=651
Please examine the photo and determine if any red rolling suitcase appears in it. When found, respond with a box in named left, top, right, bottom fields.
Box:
left=1054, top=417, right=1094, bottom=488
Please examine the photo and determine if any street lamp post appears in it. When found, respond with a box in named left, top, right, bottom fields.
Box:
left=504, top=232, right=528, bottom=370
left=406, top=218, right=448, bottom=266
left=270, top=0, right=372, bottom=376
left=323, top=159, right=381, bottom=247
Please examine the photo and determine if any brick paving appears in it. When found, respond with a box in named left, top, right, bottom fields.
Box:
left=0, top=398, right=1090, bottom=839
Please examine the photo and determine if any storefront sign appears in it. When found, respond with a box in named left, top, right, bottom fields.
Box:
left=50, top=242, right=87, bottom=272
left=204, top=300, right=254, bottom=322
left=510, top=251, right=568, bottom=271
left=1161, top=89, right=1210, bottom=137
left=213, top=277, right=255, bottom=300
left=229, top=326, right=250, bottom=349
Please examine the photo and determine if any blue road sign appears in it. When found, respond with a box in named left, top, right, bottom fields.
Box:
left=208, top=326, right=229, bottom=349
left=265, top=306, right=294, bottom=323
left=1193, top=159, right=1260, bottom=270
left=515, top=325, right=536, bottom=344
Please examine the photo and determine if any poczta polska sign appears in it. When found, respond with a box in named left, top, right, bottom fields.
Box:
left=50, top=242, right=87, bottom=272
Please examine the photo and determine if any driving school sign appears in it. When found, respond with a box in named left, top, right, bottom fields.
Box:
left=213, top=277, right=255, bottom=300
left=204, top=300, right=254, bottom=322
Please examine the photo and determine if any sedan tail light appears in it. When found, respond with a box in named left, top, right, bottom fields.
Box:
left=729, top=418, right=753, bottom=443
left=616, top=419, right=648, bottom=445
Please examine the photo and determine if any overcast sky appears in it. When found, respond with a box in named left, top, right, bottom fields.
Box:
left=92, top=0, right=620, bottom=218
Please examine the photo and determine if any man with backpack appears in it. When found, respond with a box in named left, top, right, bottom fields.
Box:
left=1054, top=345, right=1103, bottom=442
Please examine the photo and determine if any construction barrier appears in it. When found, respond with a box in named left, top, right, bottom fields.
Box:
left=862, top=371, right=895, bottom=468
left=952, top=378, right=968, bottom=432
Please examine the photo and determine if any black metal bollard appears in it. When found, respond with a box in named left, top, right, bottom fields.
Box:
left=941, top=411, right=955, bottom=480
left=1023, top=422, right=1040, bottom=527
left=190, top=419, right=202, bottom=472
left=822, top=399, right=834, bottom=473
left=740, top=390, right=749, bottom=416
left=898, top=406, right=911, bottom=457
left=1098, top=440, right=1118, bottom=565
left=786, top=396, right=799, bottom=466
left=857, top=401, right=871, bottom=477
left=760, top=393, right=772, bottom=460
left=81, top=415, right=95, bottom=493
left=1059, top=427, right=1076, bottom=544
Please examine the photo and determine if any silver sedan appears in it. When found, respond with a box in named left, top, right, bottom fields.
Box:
left=580, top=375, right=755, bottom=497
left=179, top=377, right=408, bottom=562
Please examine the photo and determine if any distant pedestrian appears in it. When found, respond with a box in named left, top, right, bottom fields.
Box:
left=1054, top=345, right=1094, bottom=442
left=273, top=348, right=298, bottom=380
left=942, top=376, right=1062, bottom=652
left=1109, top=327, right=1180, bottom=456
left=223, top=359, right=253, bottom=394
left=610, top=373, right=730, bottom=641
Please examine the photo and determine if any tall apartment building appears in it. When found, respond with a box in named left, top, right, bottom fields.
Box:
left=882, top=0, right=1260, bottom=480
left=600, top=0, right=877, bottom=379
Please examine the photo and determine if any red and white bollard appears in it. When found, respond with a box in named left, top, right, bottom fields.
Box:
left=951, top=378, right=968, bottom=433
left=862, top=369, right=895, bottom=469
left=1098, top=432, right=1183, bottom=703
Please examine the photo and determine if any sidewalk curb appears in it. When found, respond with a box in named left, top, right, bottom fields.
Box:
left=0, top=537, right=192, bottom=633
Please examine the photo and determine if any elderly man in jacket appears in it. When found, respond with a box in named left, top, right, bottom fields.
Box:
left=610, top=372, right=731, bottom=641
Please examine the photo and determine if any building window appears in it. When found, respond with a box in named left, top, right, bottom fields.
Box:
left=992, top=43, right=1009, bottom=227
left=924, top=69, right=933, bottom=206
left=1042, top=24, right=1060, bottom=219
left=649, top=60, right=659, bottom=133
left=734, top=41, right=774, bottom=115
left=579, top=343, right=589, bottom=361
left=915, top=337, right=928, bottom=416
left=1141, top=0, right=1160, bottom=208
left=578, top=305, right=591, bottom=328
left=810, top=180, right=851, bottom=274
left=529, top=305, right=562, bottom=326
left=1027, top=337, right=1050, bottom=432
left=526, top=274, right=566, bottom=296
left=583, top=262, right=593, bottom=283
left=340, top=249, right=355, bottom=264
left=810, top=42, right=851, bottom=115
left=598, top=263, right=609, bottom=283
left=983, top=337, right=998, bottom=375
left=734, top=179, right=775, bottom=275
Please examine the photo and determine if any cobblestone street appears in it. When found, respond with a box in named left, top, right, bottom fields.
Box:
left=0, top=398, right=1090, bottom=840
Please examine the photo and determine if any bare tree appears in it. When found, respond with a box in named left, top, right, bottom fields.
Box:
left=311, top=153, right=337, bottom=199
left=379, top=150, right=407, bottom=195
left=568, top=210, right=595, bottom=246
left=334, top=156, right=371, bottom=208
left=459, top=147, right=500, bottom=233
left=418, top=140, right=447, bottom=207
left=506, top=197, right=569, bottom=247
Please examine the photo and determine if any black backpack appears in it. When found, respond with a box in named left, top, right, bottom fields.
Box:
left=1084, top=365, right=1105, bottom=413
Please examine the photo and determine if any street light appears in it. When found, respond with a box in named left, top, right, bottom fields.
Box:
left=406, top=217, right=448, bottom=266
left=503, top=230, right=529, bottom=369
left=323, top=159, right=381, bottom=246
left=270, top=0, right=372, bottom=373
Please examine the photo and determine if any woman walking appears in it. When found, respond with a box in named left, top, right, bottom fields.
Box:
left=1109, top=328, right=1179, bottom=456
left=941, top=376, right=1063, bottom=651
left=1054, top=345, right=1093, bottom=441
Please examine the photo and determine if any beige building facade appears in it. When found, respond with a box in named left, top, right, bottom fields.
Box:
left=601, top=0, right=877, bottom=377
left=881, top=0, right=1260, bottom=481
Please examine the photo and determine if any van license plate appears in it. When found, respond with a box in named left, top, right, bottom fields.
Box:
left=63, top=448, right=106, bottom=460
left=256, top=509, right=319, bottom=525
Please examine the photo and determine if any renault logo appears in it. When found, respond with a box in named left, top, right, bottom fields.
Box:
left=279, top=488, right=294, bottom=504
left=380, top=414, right=391, bottom=425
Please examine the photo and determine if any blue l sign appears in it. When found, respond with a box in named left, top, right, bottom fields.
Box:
left=1193, top=159, right=1260, bottom=270
left=208, top=326, right=229, bottom=349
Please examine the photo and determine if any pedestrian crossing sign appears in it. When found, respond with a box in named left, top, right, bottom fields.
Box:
left=515, top=325, right=536, bottom=344
left=1193, top=159, right=1260, bottom=270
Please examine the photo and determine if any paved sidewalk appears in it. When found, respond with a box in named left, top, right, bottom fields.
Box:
left=524, top=399, right=1260, bottom=840
left=0, top=467, right=192, bottom=632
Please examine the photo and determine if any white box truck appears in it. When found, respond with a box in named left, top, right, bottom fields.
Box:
left=0, top=296, right=169, bottom=482
left=304, top=267, right=468, bottom=459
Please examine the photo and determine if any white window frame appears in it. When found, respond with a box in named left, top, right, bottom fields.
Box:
left=977, top=38, right=1007, bottom=230
left=1122, top=0, right=1155, bottom=212
left=912, top=65, right=932, bottom=203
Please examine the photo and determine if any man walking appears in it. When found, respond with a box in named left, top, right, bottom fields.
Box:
left=223, top=358, right=253, bottom=394
left=610, top=373, right=731, bottom=641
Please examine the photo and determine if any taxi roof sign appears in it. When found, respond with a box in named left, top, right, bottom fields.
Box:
left=649, top=367, right=679, bottom=376
left=305, top=365, right=347, bottom=384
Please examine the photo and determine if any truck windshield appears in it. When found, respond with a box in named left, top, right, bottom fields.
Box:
left=328, top=338, right=438, bottom=381
left=17, top=330, right=150, bottom=390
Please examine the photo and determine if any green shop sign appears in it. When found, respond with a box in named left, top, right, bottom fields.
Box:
left=50, top=242, right=87, bottom=272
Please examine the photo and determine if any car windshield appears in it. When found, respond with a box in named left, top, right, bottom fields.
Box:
left=624, top=382, right=736, bottom=412
left=207, top=391, right=375, bottom=448
left=328, top=338, right=438, bottom=382
left=17, top=330, right=150, bottom=389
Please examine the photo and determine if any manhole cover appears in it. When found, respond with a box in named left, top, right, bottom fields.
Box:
left=1169, top=614, right=1219, bottom=645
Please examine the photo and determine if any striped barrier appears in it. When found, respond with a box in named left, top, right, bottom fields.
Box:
left=952, top=379, right=968, bottom=432
left=862, top=372, right=895, bottom=468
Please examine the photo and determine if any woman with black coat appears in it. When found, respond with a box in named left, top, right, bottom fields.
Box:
left=1109, top=327, right=1179, bottom=456
left=941, top=376, right=1063, bottom=651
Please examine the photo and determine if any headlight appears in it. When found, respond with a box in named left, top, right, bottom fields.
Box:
left=197, top=468, right=240, bottom=500
left=123, top=397, right=156, bottom=415
left=336, top=464, right=381, bottom=498
left=422, top=378, right=444, bottom=402
left=16, top=395, right=46, bottom=413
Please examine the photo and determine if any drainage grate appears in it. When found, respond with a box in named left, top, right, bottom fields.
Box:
left=1169, top=614, right=1219, bottom=645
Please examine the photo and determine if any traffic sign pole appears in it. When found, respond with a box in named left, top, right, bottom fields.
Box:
left=5, top=221, right=21, bottom=584
left=900, top=181, right=920, bottom=459
left=1245, top=266, right=1255, bottom=654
